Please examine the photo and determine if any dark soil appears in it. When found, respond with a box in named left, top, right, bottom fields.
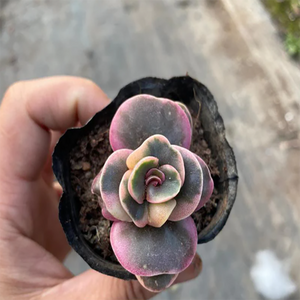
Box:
left=190, top=117, right=221, bottom=233
left=69, top=112, right=221, bottom=263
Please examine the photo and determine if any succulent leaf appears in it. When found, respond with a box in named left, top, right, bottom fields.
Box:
left=110, top=95, right=192, bottom=151
left=146, top=165, right=181, bottom=203
left=120, top=170, right=149, bottom=228
left=110, top=217, right=197, bottom=277
left=98, top=149, right=132, bottom=222
left=169, top=146, right=203, bottom=221
left=91, top=169, right=102, bottom=197
left=92, top=174, right=117, bottom=221
left=145, top=168, right=165, bottom=187
left=194, top=154, right=214, bottom=211
left=145, top=175, right=163, bottom=187
left=136, top=274, right=178, bottom=292
left=126, top=135, right=185, bottom=183
left=128, top=156, right=159, bottom=204
left=148, top=200, right=176, bottom=228
left=176, top=101, right=193, bottom=127
left=101, top=207, right=119, bottom=222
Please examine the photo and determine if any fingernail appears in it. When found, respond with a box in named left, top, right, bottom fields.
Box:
left=192, top=253, right=203, bottom=276
left=174, top=253, right=203, bottom=284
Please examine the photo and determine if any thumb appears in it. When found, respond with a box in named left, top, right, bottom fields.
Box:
left=40, top=254, right=202, bottom=300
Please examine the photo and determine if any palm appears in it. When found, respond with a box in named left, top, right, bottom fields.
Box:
left=0, top=174, right=72, bottom=294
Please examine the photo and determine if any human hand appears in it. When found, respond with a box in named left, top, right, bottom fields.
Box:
left=0, top=77, right=202, bottom=300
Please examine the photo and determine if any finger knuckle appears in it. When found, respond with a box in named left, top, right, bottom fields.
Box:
left=2, top=81, right=26, bottom=104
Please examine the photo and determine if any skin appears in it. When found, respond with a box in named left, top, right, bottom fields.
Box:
left=0, top=77, right=202, bottom=300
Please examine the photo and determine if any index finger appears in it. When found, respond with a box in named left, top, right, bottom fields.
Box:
left=0, top=76, right=110, bottom=182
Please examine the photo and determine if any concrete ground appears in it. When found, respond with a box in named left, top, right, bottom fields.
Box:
left=1, top=0, right=300, bottom=299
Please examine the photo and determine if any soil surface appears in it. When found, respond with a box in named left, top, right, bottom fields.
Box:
left=69, top=112, right=220, bottom=263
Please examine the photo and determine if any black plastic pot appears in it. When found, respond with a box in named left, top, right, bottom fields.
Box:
left=53, top=76, right=238, bottom=280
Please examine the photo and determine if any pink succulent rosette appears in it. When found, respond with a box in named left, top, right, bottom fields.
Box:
left=92, top=94, right=214, bottom=292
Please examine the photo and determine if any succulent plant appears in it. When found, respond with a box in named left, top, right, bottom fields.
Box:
left=53, top=76, right=238, bottom=295
left=91, top=94, right=214, bottom=292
